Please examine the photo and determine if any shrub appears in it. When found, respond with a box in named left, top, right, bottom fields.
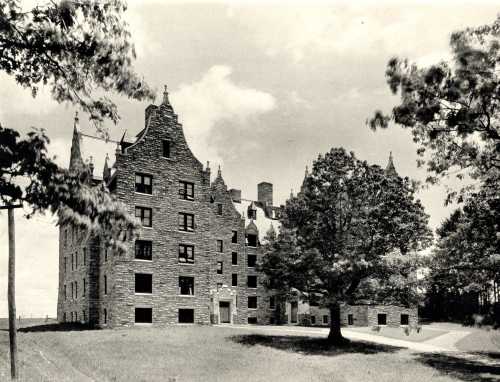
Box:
left=371, top=325, right=381, bottom=332
left=403, top=326, right=410, bottom=336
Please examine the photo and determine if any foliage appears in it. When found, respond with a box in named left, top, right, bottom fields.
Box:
left=0, top=0, right=155, bottom=135
left=261, top=148, right=432, bottom=340
left=0, top=125, right=139, bottom=251
left=369, top=15, right=500, bottom=203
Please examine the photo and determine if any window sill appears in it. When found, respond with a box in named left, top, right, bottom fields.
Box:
left=135, top=293, right=153, bottom=296
left=178, top=294, right=195, bottom=297
left=232, top=264, right=238, bottom=267
left=178, top=262, right=195, bottom=265
left=134, top=322, right=153, bottom=326
left=134, top=192, right=153, bottom=197
left=248, top=308, right=257, bottom=310
left=247, top=287, right=258, bottom=289
left=134, top=259, right=153, bottom=263
left=178, top=230, right=195, bottom=234
left=140, top=226, right=153, bottom=230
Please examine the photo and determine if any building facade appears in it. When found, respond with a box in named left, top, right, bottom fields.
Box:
left=57, top=88, right=417, bottom=329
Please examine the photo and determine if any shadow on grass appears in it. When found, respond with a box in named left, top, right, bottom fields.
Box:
left=230, top=334, right=403, bottom=356
left=0, top=323, right=97, bottom=333
left=416, top=353, right=500, bottom=382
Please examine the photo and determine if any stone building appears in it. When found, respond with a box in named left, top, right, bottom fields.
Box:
left=57, top=88, right=282, bottom=327
left=57, top=87, right=417, bottom=329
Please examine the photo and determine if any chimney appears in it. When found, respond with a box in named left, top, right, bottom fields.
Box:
left=257, top=182, right=273, bottom=206
left=145, top=104, right=158, bottom=128
left=229, top=189, right=241, bottom=203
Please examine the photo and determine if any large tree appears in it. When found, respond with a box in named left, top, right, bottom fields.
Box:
left=261, top=148, right=432, bottom=344
left=0, top=1, right=153, bottom=378
left=369, top=15, right=500, bottom=203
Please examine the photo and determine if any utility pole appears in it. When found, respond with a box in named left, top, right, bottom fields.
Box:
left=2, top=204, right=22, bottom=380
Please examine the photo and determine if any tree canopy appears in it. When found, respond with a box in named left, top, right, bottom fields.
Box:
left=369, top=15, right=500, bottom=203
left=261, top=148, right=432, bottom=343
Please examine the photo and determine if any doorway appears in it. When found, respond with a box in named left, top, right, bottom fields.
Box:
left=219, top=301, right=230, bottom=323
left=290, top=301, right=298, bottom=323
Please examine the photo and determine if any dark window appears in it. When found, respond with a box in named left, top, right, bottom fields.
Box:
left=348, top=314, right=354, bottom=325
left=378, top=313, right=387, bottom=325
left=323, top=315, right=329, bottom=324
left=270, top=296, right=276, bottom=310
left=75, top=282, right=78, bottom=299
left=162, top=140, right=171, bottom=158
left=247, top=275, right=257, bottom=288
left=178, top=213, right=194, bottom=231
left=179, top=244, right=194, bottom=264
left=179, top=276, right=194, bottom=295
left=135, top=173, right=152, bottom=194
left=248, top=208, right=257, bottom=220
left=71, top=253, right=74, bottom=271
left=135, top=240, right=152, bottom=261
left=64, top=284, right=67, bottom=300
left=248, top=317, right=257, bottom=324
left=83, top=278, right=86, bottom=296
left=83, top=248, right=86, bottom=266
left=217, top=282, right=223, bottom=290
left=179, top=181, right=194, bottom=200
left=75, top=252, right=78, bottom=269
left=232, top=230, right=238, bottom=243
left=232, top=252, right=238, bottom=265
left=104, top=248, right=108, bottom=262
left=135, top=207, right=152, bottom=227
left=248, top=296, right=257, bottom=309
left=178, top=309, right=194, bottom=323
left=135, top=307, right=152, bottom=323
left=401, top=314, right=409, bottom=325
left=247, top=254, right=257, bottom=268
left=135, top=273, right=152, bottom=294
left=311, top=316, right=316, bottom=325
left=247, top=234, right=258, bottom=247
left=216, top=240, right=223, bottom=253
left=64, top=257, right=67, bottom=272
left=232, top=273, right=238, bottom=286
left=217, top=203, right=223, bottom=215
left=104, top=275, right=107, bottom=295
left=104, top=308, right=107, bottom=324
left=217, top=261, right=223, bottom=274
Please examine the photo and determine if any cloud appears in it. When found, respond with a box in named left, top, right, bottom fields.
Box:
left=170, top=65, right=276, bottom=165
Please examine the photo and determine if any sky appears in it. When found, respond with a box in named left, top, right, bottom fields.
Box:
left=0, top=1, right=498, bottom=317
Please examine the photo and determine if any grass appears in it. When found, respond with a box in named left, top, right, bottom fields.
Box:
left=0, top=319, right=498, bottom=381
left=347, top=325, right=449, bottom=343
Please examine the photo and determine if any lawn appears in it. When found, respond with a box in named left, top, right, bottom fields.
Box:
left=0, top=319, right=498, bottom=382
left=348, top=325, right=449, bottom=343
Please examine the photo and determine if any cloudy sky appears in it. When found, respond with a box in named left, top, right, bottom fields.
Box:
left=0, top=1, right=498, bottom=317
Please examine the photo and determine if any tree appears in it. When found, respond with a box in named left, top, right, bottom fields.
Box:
left=369, top=15, right=500, bottom=203
left=424, top=189, right=500, bottom=324
left=261, top=148, right=432, bottom=344
left=0, top=1, right=153, bottom=378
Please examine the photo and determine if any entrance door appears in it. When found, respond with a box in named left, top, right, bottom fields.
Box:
left=290, top=301, right=298, bottom=323
left=219, top=301, right=230, bottom=323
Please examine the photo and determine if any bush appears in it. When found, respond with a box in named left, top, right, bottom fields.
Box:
left=403, top=326, right=410, bottom=336
left=415, top=325, right=422, bottom=333
left=371, top=325, right=381, bottom=332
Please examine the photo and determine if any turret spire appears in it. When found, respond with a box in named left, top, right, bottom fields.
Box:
left=69, top=111, right=84, bottom=171
left=103, top=153, right=111, bottom=182
left=385, top=151, right=398, bottom=177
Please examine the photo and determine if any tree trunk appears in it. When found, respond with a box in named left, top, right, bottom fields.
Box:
left=8, top=208, right=18, bottom=379
left=327, top=303, right=345, bottom=345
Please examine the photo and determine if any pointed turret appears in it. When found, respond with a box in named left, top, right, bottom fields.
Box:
left=385, top=151, right=398, bottom=177
left=160, top=84, right=175, bottom=115
left=69, top=111, right=84, bottom=171
left=103, top=153, right=111, bottom=183
left=300, top=165, right=309, bottom=194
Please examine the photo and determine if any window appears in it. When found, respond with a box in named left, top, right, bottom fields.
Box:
left=64, top=257, right=67, bottom=273
left=248, top=317, right=257, bottom=324
left=231, top=230, right=238, bottom=243
left=311, top=316, right=316, bottom=325
left=248, top=208, right=257, bottom=220
left=135, top=273, right=152, bottom=294
left=63, top=312, right=66, bottom=322
left=179, top=244, right=194, bottom=264
left=104, top=275, right=107, bottom=295
left=270, top=296, right=276, bottom=310
left=135, top=173, right=152, bottom=194
left=83, top=278, right=86, bottom=296
left=217, top=261, right=223, bottom=274
left=178, top=309, right=194, bottom=323
left=179, top=181, right=194, bottom=201
left=323, top=315, right=329, bottom=324
left=378, top=313, right=387, bottom=325
left=104, top=308, right=108, bottom=324
left=64, top=284, right=67, bottom=300
left=232, top=273, right=238, bottom=287
left=232, top=252, right=238, bottom=265
left=135, top=206, right=152, bottom=227
left=247, top=234, right=257, bottom=247
left=71, top=282, right=74, bottom=300
left=401, top=314, right=409, bottom=325
left=217, top=203, right=223, bottom=215
left=83, top=248, right=86, bottom=266
left=247, top=275, right=257, bottom=288
left=217, top=282, right=223, bottom=290
left=216, top=240, right=223, bottom=253
left=135, top=240, right=152, bottom=261
left=162, top=140, right=171, bottom=158
left=71, top=253, right=74, bottom=271
left=75, top=281, right=78, bottom=300
left=178, top=213, right=194, bottom=232
left=247, top=254, right=257, bottom=268
left=135, top=307, right=152, bottom=323
left=75, top=252, right=78, bottom=269
left=248, top=296, right=257, bottom=309
left=104, top=248, right=108, bottom=262
left=179, top=276, right=194, bottom=295
left=348, top=314, right=354, bottom=325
